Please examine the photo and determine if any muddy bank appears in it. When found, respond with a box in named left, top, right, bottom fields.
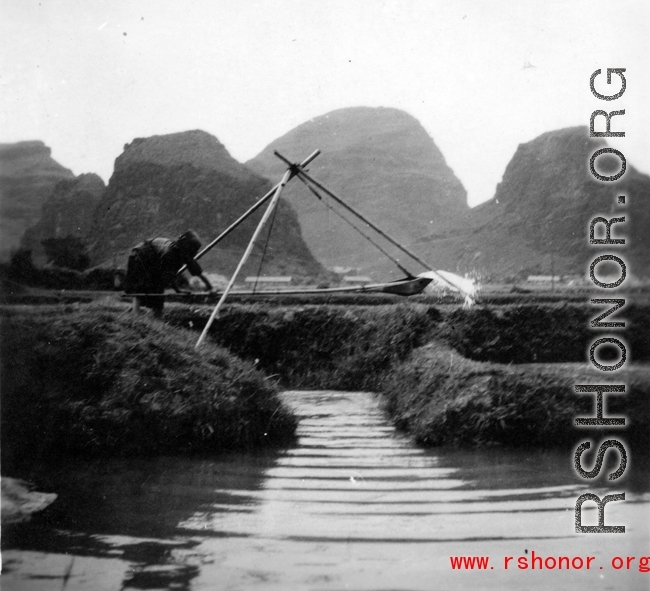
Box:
left=0, top=304, right=296, bottom=476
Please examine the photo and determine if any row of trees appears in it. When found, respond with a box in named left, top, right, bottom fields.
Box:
left=40, top=236, right=91, bottom=271
left=10, top=236, right=90, bottom=276
left=6, top=237, right=122, bottom=291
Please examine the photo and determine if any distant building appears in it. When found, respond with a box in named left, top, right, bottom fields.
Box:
left=526, top=275, right=562, bottom=283
left=342, top=276, right=373, bottom=285
left=564, top=274, right=588, bottom=287
left=244, top=276, right=292, bottom=290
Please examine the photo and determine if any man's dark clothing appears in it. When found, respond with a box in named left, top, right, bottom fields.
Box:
left=124, top=236, right=204, bottom=313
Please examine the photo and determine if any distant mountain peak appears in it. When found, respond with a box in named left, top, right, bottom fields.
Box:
left=247, top=106, right=468, bottom=275
left=449, top=126, right=650, bottom=278
left=0, top=141, right=75, bottom=260
left=116, top=130, right=247, bottom=179
left=21, top=173, right=106, bottom=263
left=90, top=130, right=324, bottom=278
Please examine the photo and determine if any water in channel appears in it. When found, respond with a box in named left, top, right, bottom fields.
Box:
left=2, top=390, right=649, bottom=590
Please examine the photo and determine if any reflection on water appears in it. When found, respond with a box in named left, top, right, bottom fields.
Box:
left=3, top=391, right=649, bottom=590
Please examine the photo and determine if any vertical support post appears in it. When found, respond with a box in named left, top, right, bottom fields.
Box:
left=195, top=168, right=293, bottom=349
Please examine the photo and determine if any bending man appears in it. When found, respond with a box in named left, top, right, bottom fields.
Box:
left=124, top=230, right=212, bottom=317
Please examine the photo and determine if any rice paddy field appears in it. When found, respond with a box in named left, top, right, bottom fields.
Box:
left=2, top=284, right=648, bottom=471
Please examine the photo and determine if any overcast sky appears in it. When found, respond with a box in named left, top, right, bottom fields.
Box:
left=1, top=0, right=648, bottom=206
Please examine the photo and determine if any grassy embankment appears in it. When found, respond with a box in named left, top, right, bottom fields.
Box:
left=3, top=298, right=648, bottom=473
left=166, top=300, right=650, bottom=452
left=0, top=303, right=296, bottom=476
left=167, top=302, right=441, bottom=390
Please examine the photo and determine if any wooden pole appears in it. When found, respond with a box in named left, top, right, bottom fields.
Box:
left=189, top=185, right=280, bottom=266
left=179, top=150, right=321, bottom=275
left=195, top=168, right=293, bottom=349
left=273, top=150, right=459, bottom=292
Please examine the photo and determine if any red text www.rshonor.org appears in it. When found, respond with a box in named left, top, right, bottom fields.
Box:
left=449, top=552, right=650, bottom=572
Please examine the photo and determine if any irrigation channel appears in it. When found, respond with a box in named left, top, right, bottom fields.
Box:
left=3, top=390, right=649, bottom=590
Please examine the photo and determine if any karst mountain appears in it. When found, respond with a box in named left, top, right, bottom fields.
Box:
left=88, top=130, right=324, bottom=279
left=9, top=118, right=649, bottom=283
left=21, top=173, right=106, bottom=265
left=433, top=127, right=650, bottom=279
left=0, top=141, right=74, bottom=260
left=246, top=107, right=469, bottom=278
